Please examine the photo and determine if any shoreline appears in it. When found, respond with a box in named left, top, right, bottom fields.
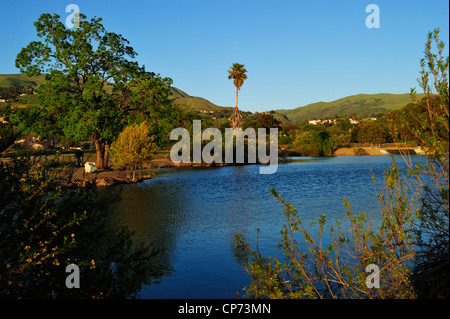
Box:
left=75, top=146, right=425, bottom=187
left=333, top=146, right=424, bottom=156
left=72, top=157, right=232, bottom=187
left=1, top=146, right=426, bottom=187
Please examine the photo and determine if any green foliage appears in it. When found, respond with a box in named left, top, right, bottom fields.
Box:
left=110, top=121, right=156, bottom=181
left=327, top=124, right=351, bottom=147
left=242, top=113, right=281, bottom=131
left=406, top=29, right=449, bottom=298
left=0, top=124, right=18, bottom=153
left=256, top=114, right=281, bottom=129
left=357, top=122, right=388, bottom=144
left=0, top=157, right=162, bottom=298
left=354, top=147, right=368, bottom=156
left=311, top=130, right=335, bottom=157
left=227, top=63, right=248, bottom=93
left=291, top=125, right=336, bottom=157
left=236, top=160, right=417, bottom=299
left=285, top=116, right=390, bottom=151
left=12, top=13, right=174, bottom=169
left=278, top=135, right=293, bottom=145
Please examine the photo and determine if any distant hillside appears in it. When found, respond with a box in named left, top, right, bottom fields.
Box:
left=168, top=87, right=233, bottom=113
left=0, top=73, right=232, bottom=114
left=1, top=74, right=422, bottom=123
left=276, top=93, right=422, bottom=124
left=0, top=74, right=47, bottom=88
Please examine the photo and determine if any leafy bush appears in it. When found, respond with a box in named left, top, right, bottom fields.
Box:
left=354, top=148, right=368, bottom=156
left=110, top=121, right=156, bottom=181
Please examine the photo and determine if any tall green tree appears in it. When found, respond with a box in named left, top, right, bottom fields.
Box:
left=13, top=13, right=173, bottom=170
left=227, top=63, right=247, bottom=130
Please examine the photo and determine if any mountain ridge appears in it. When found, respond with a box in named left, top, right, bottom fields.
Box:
left=275, top=92, right=421, bottom=124
left=1, top=74, right=419, bottom=123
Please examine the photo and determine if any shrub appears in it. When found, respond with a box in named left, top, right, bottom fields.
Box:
left=354, top=148, right=368, bottom=156
left=110, top=121, right=156, bottom=181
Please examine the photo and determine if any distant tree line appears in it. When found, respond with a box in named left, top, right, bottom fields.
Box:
left=0, top=86, right=35, bottom=99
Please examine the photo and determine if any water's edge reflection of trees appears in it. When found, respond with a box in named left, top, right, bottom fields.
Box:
left=0, top=157, right=168, bottom=298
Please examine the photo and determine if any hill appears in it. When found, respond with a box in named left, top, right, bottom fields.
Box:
left=168, top=87, right=233, bottom=113
left=276, top=93, right=421, bottom=124
left=0, top=74, right=47, bottom=88
left=0, top=73, right=232, bottom=114
left=1, top=74, right=421, bottom=124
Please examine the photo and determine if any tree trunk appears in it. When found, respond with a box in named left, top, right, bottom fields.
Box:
left=104, top=142, right=110, bottom=170
left=95, top=140, right=105, bottom=170
left=231, top=87, right=241, bottom=130
left=95, top=140, right=110, bottom=171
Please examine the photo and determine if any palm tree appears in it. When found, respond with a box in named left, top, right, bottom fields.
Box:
left=228, top=63, right=247, bottom=130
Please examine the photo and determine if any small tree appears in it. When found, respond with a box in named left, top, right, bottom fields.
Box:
left=110, top=121, right=155, bottom=181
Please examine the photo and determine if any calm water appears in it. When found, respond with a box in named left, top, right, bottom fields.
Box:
left=113, top=155, right=423, bottom=299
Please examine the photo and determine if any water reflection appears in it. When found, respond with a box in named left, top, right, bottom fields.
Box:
left=113, top=155, right=425, bottom=298
left=0, top=156, right=168, bottom=299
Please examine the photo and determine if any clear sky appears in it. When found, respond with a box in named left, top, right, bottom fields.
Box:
left=1, top=0, right=448, bottom=112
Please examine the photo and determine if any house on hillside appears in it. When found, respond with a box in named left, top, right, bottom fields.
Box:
left=308, top=119, right=337, bottom=125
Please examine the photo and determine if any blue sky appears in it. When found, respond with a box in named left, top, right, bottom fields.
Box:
left=1, top=0, right=448, bottom=112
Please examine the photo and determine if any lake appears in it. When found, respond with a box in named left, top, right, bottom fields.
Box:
left=113, top=155, right=423, bottom=299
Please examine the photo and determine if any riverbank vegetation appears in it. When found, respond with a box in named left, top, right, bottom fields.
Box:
left=235, top=29, right=448, bottom=299
left=0, top=154, right=165, bottom=298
